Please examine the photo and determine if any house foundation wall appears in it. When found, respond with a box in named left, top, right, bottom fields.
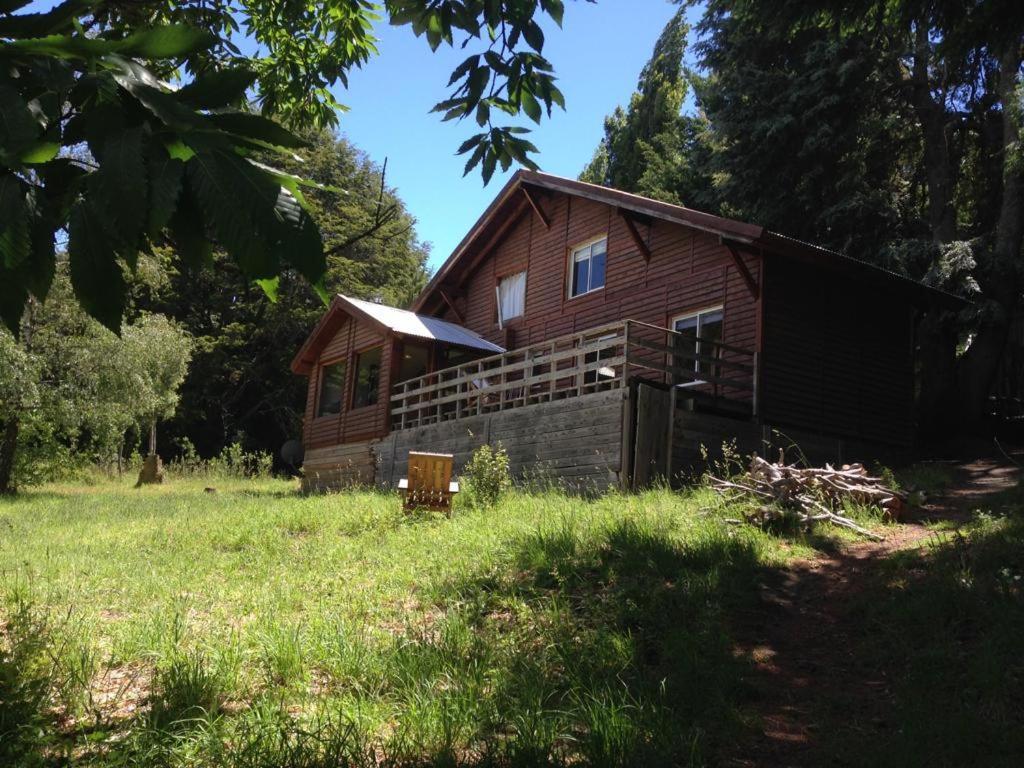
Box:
left=301, top=387, right=909, bottom=494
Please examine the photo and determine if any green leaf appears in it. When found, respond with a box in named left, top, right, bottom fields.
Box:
left=482, top=147, right=498, bottom=184
left=0, top=0, right=82, bottom=38
left=463, top=141, right=487, bottom=175
left=0, top=174, right=29, bottom=269
left=186, top=149, right=278, bottom=278
left=165, top=139, right=195, bottom=162
left=0, top=84, right=41, bottom=163
left=177, top=68, right=258, bottom=109
left=168, top=184, right=212, bottom=270
left=147, top=154, right=184, bottom=237
left=270, top=186, right=324, bottom=285
left=26, top=214, right=56, bottom=302
left=68, top=201, right=126, bottom=334
left=521, top=89, right=541, bottom=123
left=255, top=276, right=279, bottom=302
left=117, top=25, right=215, bottom=59
left=203, top=112, right=307, bottom=149
left=18, top=141, right=59, bottom=164
left=0, top=1, right=33, bottom=13
left=91, top=127, right=147, bottom=250
left=541, top=0, right=565, bottom=27
left=0, top=267, right=28, bottom=335
left=523, top=21, right=545, bottom=52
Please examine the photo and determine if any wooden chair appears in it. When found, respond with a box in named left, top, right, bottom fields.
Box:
left=399, top=451, right=460, bottom=513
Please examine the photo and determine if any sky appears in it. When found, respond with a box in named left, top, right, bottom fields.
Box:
left=335, top=1, right=690, bottom=269
left=24, top=0, right=697, bottom=271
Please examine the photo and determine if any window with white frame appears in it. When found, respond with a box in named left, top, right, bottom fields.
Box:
left=672, top=307, right=724, bottom=384
left=569, top=237, right=607, bottom=298
left=496, top=270, right=526, bottom=327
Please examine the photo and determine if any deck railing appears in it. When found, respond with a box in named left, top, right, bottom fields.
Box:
left=389, top=319, right=758, bottom=431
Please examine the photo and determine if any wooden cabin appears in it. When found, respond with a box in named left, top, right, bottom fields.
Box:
left=291, top=171, right=960, bottom=492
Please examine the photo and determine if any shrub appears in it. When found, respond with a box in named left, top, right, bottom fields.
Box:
left=462, top=443, right=511, bottom=508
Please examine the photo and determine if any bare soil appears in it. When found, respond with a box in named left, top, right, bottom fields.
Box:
left=726, top=454, right=1021, bottom=767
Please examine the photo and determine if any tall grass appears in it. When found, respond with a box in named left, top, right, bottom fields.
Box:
left=2, top=471, right=1018, bottom=765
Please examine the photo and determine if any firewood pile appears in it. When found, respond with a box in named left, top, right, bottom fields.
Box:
left=709, top=452, right=906, bottom=541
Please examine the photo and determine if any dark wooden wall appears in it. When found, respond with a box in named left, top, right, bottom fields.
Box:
left=435, top=191, right=762, bottom=356
left=302, top=316, right=394, bottom=449
left=759, top=257, right=915, bottom=446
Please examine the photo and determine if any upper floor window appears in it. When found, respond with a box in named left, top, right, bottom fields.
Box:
left=317, top=360, right=346, bottom=417
left=496, top=270, right=526, bottom=327
left=352, top=346, right=382, bottom=408
left=672, top=307, right=724, bottom=384
left=569, top=237, right=607, bottom=298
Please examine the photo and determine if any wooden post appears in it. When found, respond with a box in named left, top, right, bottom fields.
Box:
left=622, top=321, right=631, bottom=387
left=752, top=351, right=760, bottom=419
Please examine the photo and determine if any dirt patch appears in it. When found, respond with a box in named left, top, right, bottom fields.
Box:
left=725, top=454, right=1021, bottom=766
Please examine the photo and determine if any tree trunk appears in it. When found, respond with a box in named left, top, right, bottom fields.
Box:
left=957, top=46, right=1024, bottom=428
left=904, top=27, right=965, bottom=440
left=0, top=417, right=19, bottom=495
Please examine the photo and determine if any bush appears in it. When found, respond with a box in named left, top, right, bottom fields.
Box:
left=462, top=443, right=511, bottom=508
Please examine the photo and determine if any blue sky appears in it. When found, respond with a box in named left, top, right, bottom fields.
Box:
left=338, top=1, right=691, bottom=269
left=24, top=0, right=697, bottom=270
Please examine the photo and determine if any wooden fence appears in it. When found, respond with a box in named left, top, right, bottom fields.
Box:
left=390, top=320, right=758, bottom=431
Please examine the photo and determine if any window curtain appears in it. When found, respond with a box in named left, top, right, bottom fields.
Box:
left=498, top=271, right=526, bottom=322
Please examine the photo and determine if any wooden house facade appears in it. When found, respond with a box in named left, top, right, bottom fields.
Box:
left=291, top=171, right=959, bottom=491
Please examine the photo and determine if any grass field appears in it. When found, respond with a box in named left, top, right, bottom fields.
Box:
left=1, top=472, right=1021, bottom=766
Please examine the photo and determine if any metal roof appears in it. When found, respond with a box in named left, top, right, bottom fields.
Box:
left=341, top=296, right=505, bottom=354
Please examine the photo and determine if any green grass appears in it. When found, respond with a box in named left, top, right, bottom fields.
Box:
left=3, top=471, right=1021, bottom=766
left=840, top=510, right=1024, bottom=766
left=0, top=477, right=803, bottom=767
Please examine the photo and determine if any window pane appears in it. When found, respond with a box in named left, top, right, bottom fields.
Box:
left=698, top=312, right=724, bottom=377
left=398, top=343, right=430, bottom=383
left=589, top=250, right=606, bottom=291
left=572, top=257, right=589, bottom=297
left=352, top=347, right=382, bottom=408
left=317, top=361, right=346, bottom=417
left=672, top=324, right=699, bottom=382
left=498, top=270, right=526, bottom=320
left=591, top=238, right=607, bottom=256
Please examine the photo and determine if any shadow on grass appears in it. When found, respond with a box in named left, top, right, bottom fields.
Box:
left=837, top=510, right=1024, bottom=767
left=411, top=516, right=771, bottom=766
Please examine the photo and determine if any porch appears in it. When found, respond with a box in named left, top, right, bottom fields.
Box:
left=389, top=319, right=760, bottom=431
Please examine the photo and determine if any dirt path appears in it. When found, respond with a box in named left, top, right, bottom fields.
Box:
left=726, top=455, right=1021, bottom=767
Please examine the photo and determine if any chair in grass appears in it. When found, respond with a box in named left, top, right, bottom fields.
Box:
left=399, top=451, right=460, bottom=514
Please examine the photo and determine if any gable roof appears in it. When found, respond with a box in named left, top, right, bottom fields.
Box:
left=290, top=294, right=504, bottom=375
left=412, top=170, right=964, bottom=313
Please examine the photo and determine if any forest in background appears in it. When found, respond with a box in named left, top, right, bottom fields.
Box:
left=1, top=128, right=428, bottom=489
left=2, top=0, right=1022, bottom=489
left=583, top=0, right=1023, bottom=439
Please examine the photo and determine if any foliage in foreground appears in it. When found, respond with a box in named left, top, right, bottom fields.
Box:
left=1, top=0, right=569, bottom=334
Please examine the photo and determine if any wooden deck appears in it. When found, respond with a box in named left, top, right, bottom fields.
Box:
left=389, top=319, right=758, bottom=431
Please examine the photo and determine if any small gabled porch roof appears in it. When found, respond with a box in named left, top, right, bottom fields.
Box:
left=291, top=294, right=504, bottom=375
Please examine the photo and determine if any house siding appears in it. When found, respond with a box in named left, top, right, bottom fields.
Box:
left=760, top=257, right=915, bottom=446
left=436, top=191, right=762, bottom=357
left=303, top=316, right=393, bottom=449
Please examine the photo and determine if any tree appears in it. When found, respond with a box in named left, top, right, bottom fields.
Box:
left=692, top=0, right=1024, bottom=432
left=580, top=6, right=710, bottom=205
left=117, top=315, right=192, bottom=459
left=148, top=128, right=429, bottom=460
left=588, top=1, right=1020, bottom=434
left=0, top=0, right=572, bottom=335
left=0, top=269, right=191, bottom=493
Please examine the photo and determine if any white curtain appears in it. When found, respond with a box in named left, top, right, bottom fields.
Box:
left=498, top=271, right=526, bottom=323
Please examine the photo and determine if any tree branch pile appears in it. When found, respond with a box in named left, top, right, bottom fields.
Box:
left=709, top=453, right=907, bottom=541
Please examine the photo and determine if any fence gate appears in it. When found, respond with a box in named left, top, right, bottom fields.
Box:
left=630, top=382, right=673, bottom=489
